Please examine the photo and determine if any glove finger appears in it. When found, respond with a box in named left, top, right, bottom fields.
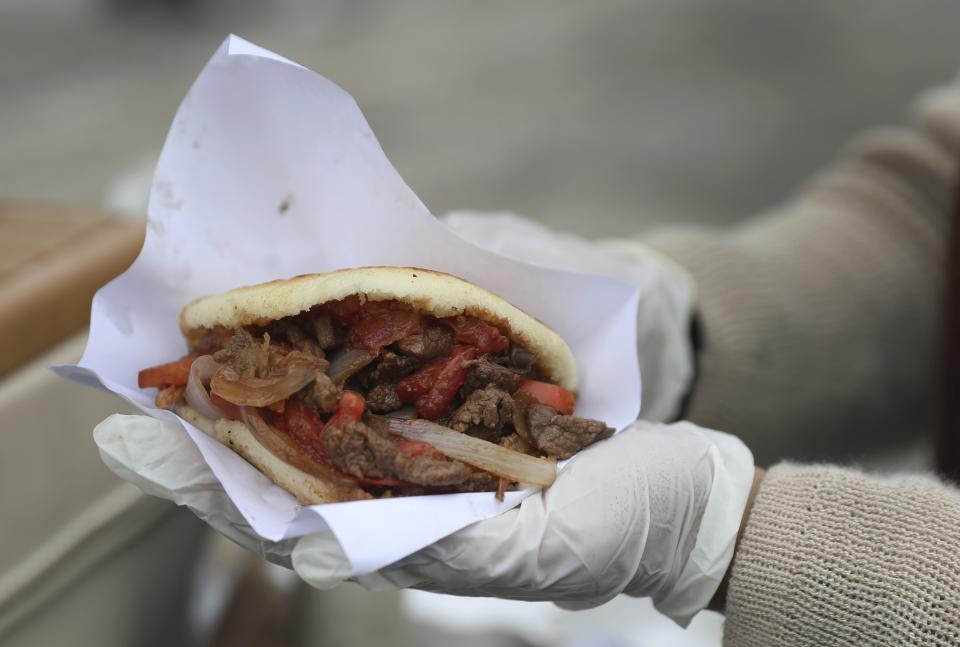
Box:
left=377, top=432, right=659, bottom=602
left=373, top=423, right=704, bottom=604
left=94, top=414, right=292, bottom=563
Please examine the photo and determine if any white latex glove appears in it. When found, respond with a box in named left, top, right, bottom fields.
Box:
left=295, top=420, right=754, bottom=626
left=440, top=211, right=696, bottom=422
left=92, top=413, right=319, bottom=568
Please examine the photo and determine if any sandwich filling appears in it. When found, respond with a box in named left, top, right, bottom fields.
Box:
left=140, top=296, right=613, bottom=497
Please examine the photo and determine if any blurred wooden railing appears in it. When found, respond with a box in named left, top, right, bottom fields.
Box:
left=0, top=202, right=144, bottom=378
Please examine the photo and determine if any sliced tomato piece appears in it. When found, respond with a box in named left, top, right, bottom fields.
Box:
left=138, top=357, right=194, bottom=388
left=272, top=391, right=366, bottom=459
left=395, top=360, right=444, bottom=402
left=273, top=399, right=328, bottom=457
left=516, top=379, right=575, bottom=415
left=396, top=345, right=477, bottom=419
left=439, top=315, right=509, bottom=354
left=210, top=393, right=243, bottom=421
left=348, top=307, right=422, bottom=351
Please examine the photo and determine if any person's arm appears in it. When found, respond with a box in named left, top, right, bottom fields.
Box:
left=722, top=463, right=960, bottom=646
left=644, top=78, right=960, bottom=462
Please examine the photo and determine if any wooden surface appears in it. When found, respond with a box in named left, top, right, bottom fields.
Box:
left=0, top=202, right=144, bottom=378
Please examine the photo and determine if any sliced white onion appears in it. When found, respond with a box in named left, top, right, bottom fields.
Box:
left=384, top=405, right=417, bottom=420
left=371, top=416, right=556, bottom=487
left=328, top=346, right=376, bottom=385
left=210, top=354, right=321, bottom=407
left=185, top=355, right=223, bottom=419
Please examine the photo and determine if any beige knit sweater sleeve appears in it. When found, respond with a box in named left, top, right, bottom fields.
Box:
left=643, top=78, right=960, bottom=643
left=724, top=465, right=960, bottom=646
left=647, top=78, right=959, bottom=464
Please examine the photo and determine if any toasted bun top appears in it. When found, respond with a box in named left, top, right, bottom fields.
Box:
left=180, top=267, right=577, bottom=391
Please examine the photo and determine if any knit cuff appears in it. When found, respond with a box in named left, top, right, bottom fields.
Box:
left=723, top=463, right=960, bottom=647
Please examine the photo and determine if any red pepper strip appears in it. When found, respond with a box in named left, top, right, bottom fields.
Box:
left=396, top=345, right=477, bottom=419
left=516, top=379, right=576, bottom=415
left=211, top=393, right=243, bottom=421
left=138, top=357, right=194, bottom=388
left=439, top=315, right=509, bottom=354
left=348, top=307, right=423, bottom=351
left=322, top=390, right=366, bottom=433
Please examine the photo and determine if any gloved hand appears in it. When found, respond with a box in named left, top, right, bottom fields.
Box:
left=441, top=211, right=696, bottom=422
left=294, top=419, right=754, bottom=625
left=93, top=412, right=310, bottom=568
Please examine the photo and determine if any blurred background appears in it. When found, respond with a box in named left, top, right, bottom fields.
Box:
left=2, top=1, right=959, bottom=646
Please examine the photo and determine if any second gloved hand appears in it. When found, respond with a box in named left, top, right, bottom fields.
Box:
left=294, top=419, right=754, bottom=626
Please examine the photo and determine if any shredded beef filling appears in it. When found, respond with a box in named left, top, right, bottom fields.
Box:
left=450, top=385, right=514, bottom=443
left=496, top=345, right=538, bottom=375
left=323, top=420, right=475, bottom=486
left=272, top=320, right=325, bottom=360
left=300, top=372, right=339, bottom=413
left=525, top=403, right=615, bottom=459
left=160, top=299, right=614, bottom=497
left=461, top=357, right=523, bottom=397
left=395, top=325, right=454, bottom=360
left=367, top=351, right=421, bottom=384
left=366, top=383, right=403, bottom=413
left=212, top=328, right=260, bottom=376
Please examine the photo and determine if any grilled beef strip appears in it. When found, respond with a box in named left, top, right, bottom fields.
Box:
left=525, top=403, right=614, bottom=459
left=366, top=383, right=403, bottom=413
left=449, top=385, right=514, bottom=443
left=368, top=351, right=421, bottom=384
left=272, top=319, right=326, bottom=361
left=395, top=325, right=454, bottom=360
left=299, top=372, right=339, bottom=413
left=460, top=356, right=523, bottom=397
left=500, top=345, right=538, bottom=374
left=322, top=420, right=477, bottom=486
left=212, top=328, right=260, bottom=376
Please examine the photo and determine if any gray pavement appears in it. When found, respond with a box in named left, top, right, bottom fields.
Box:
left=3, top=1, right=959, bottom=237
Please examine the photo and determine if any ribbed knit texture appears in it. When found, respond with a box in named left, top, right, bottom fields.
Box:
left=645, top=81, right=959, bottom=465
left=640, top=77, right=960, bottom=642
left=723, top=464, right=960, bottom=646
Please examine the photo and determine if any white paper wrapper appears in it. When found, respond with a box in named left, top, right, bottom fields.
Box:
left=54, top=36, right=641, bottom=576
